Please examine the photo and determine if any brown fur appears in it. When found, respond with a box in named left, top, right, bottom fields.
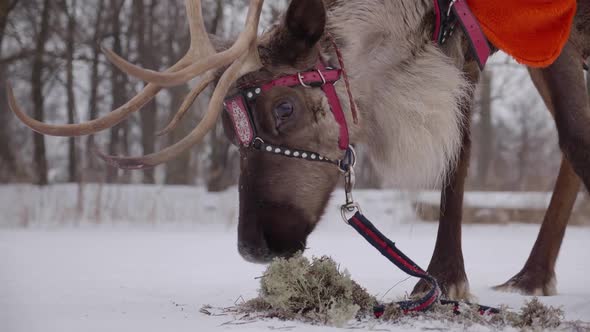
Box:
left=228, top=0, right=590, bottom=303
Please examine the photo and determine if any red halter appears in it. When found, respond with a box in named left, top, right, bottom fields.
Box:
left=224, top=59, right=350, bottom=151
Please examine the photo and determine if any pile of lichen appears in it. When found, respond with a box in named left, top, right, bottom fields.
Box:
left=239, top=255, right=571, bottom=329
left=241, top=255, right=376, bottom=327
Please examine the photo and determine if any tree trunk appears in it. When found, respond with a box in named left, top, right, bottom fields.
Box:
left=107, top=0, right=128, bottom=183
left=85, top=0, right=105, bottom=176
left=134, top=0, right=157, bottom=184
left=0, top=1, right=18, bottom=180
left=206, top=0, right=235, bottom=192
left=64, top=0, right=79, bottom=183
left=31, top=0, right=51, bottom=186
left=476, top=69, right=493, bottom=189
left=164, top=2, right=192, bottom=185
left=165, top=84, right=193, bottom=185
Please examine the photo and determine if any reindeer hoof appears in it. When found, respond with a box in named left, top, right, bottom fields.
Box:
left=493, top=270, right=557, bottom=296
left=413, top=274, right=472, bottom=300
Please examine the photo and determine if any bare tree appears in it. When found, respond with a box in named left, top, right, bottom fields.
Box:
left=0, top=0, right=20, bottom=180
left=164, top=1, right=193, bottom=185
left=134, top=0, right=158, bottom=184
left=206, top=0, right=234, bottom=192
left=476, top=69, right=493, bottom=188
left=61, top=0, right=79, bottom=183
left=31, top=0, right=52, bottom=185
left=106, top=0, right=129, bottom=183
left=85, top=0, right=106, bottom=176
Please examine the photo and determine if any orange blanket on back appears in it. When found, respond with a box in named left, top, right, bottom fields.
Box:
left=466, top=0, right=577, bottom=67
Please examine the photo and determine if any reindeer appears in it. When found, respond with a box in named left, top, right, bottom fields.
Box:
left=6, top=0, right=590, bottom=300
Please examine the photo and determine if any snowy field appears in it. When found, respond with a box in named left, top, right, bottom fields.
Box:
left=1, top=185, right=589, bottom=331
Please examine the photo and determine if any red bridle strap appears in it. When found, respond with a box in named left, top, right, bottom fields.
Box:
left=316, top=61, right=350, bottom=150
left=260, top=68, right=341, bottom=92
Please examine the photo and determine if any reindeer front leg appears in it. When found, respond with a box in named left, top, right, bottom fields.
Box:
left=413, top=63, right=480, bottom=300
left=412, top=128, right=471, bottom=300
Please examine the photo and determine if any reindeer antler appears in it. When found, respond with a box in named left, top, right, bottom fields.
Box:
left=8, top=0, right=264, bottom=169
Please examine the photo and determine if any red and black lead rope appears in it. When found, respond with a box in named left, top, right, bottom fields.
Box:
left=346, top=212, right=500, bottom=317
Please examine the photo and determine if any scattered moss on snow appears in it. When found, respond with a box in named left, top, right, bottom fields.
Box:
left=237, top=255, right=574, bottom=329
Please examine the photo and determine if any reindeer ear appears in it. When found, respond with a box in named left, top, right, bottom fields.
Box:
left=285, top=0, right=326, bottom=47
left=263, top=0, right=326, bottom=67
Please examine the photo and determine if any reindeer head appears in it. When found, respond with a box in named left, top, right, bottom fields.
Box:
left=9, top=0, right=470, bottom=263
left=7, top=0, right=354, bottom=263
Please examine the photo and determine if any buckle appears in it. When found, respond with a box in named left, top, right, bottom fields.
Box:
left=316, top=69, right=327, bottom=86
left=298, top=70, right=327, bottom=88
left=297, top=72, right=312, bottom=88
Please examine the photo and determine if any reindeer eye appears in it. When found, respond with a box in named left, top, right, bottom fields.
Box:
left=274, top=101, right=294, bottom=120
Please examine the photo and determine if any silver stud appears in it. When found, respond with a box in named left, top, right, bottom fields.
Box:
left=302, top=153, right=308, bottom=158
left=275, top=148, right=281, bottom=153
left=311, top=154, right=317, bottom=160
left=247, top=92, right=254, bottom=99
left=293, top=152, right=300, bottom=157
left=285, top=150, right=291, bottom=156
left=266, top=146, right=272, bottom=152
left=255, top=88, right=261, bottom=94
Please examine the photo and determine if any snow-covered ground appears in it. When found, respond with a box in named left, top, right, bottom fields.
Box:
left=1, top=186, right=589, bottom=331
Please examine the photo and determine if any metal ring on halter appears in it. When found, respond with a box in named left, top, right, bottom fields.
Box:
left=341, top=202, right=361, bottom=224
left=298, top=72, right=312, bottom=88
left=338, top=146, right=357, bottom=173
left=316, top=69, right=327, bottom=86
left=252, top=137, right=265, bottom=148
left=447, top=0, right=458, bottom=16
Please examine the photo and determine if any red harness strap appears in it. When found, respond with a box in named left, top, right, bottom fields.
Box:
left=317, top=61, right=350, bottom=150
left=434, top=0, right=490, bottom=70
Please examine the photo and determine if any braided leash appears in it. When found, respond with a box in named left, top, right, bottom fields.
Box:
left=339, top=148, right=499, bottom=317
left=346, top=211, right=500, bottom=317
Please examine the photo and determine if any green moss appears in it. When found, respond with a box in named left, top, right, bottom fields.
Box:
left=241, top=255, right=376, bottom=327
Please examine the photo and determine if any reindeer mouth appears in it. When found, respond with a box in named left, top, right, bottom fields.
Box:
left=238, top=242, right=276, bottom=264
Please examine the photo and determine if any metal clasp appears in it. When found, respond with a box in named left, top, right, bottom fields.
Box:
left=447, top=0, right=458, bottom=16
left=340, top=146, right=361, bottom=223
left=338, top=146, right=357, bottom=173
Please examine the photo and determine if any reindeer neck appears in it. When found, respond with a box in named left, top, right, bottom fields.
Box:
left=322, top=0, right=472, bottom=188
